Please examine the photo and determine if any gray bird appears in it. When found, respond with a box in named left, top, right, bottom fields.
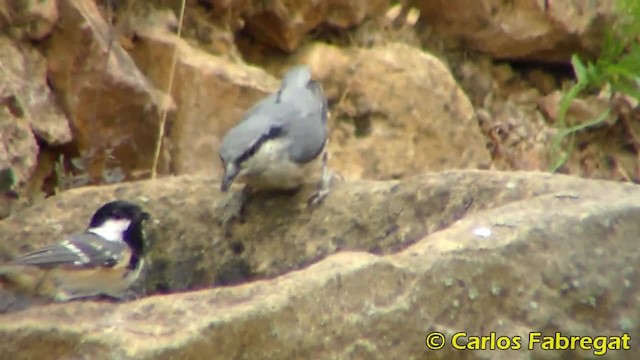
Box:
left=218, top=65, right=331, bottom=204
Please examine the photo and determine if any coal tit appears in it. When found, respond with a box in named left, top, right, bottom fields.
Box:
left=0, top=200, right=150, bottom=301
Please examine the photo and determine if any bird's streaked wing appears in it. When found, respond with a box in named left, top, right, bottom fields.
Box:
left=11, top=233, right=125, bottom=268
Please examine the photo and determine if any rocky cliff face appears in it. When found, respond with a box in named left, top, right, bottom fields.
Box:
left=0, top=0, right=638, bottom=359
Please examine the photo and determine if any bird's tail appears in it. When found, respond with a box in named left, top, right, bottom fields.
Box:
left=0, top=265, right=49, bottom=313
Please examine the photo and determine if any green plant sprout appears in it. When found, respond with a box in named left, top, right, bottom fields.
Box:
left=550, top=0, right=640, bottom=172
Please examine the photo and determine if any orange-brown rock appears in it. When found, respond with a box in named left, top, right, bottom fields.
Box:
left=0, top=34, right=72, bottom=195
left=126, top=27, right=278, bottom=176
left=201, top=0, right=389, bottom=52
left=46, top=0, right=173, bottom=182
left=125, top=23, right=490, bottom=180
left=416, top=0, right=617, bottom=61
left=298, top=42, right=492, bottom=180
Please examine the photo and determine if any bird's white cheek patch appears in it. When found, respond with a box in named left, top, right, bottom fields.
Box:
left=88, top=219, right=132, bottom=242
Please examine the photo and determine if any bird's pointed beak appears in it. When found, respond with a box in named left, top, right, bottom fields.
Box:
left=221, top=163, right=238, bottom=192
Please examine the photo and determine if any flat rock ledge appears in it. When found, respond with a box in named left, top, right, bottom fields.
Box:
left=0, top=170, right=638, bottom=359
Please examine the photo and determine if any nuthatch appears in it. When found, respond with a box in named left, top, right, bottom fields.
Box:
left=218, top=65, right=332, bottom=207
left=0, top=201, right=149, bottom=302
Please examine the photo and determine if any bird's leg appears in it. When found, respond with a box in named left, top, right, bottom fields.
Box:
left=307, top=151, right=335, bottom=208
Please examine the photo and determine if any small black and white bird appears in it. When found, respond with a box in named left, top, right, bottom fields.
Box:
left=218, top=65, right=332, bottom=208
left=0, top=200, right=150, bottom=302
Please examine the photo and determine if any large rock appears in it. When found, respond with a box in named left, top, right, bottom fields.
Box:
left=0, top=170, right=633, bottom=292
left=298, top=42, right=491, bottom=180
left=0, top=36, right=71, bottom=146
left=126, top=26, right=279, bottom=176
left=46, top=0, right=173, bottom=182
left=416, top=0, right=617, bottom=61
left=0, top=170, right=638, bottom=359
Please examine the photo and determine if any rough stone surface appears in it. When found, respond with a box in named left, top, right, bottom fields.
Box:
left=46, top=0, right=174, bottom=182
left=0, top=36, right=71, bottom=146
left=417, top=0, right=616, bottom=61
left=325, top=0, right=389, bottom=28
left=0, top=0, right=59, bottom=40
left=0, top=170, right=632, bottom=292
left=477, top=93, right=555, bottom=172
left=0, top=171, right=638, bottom=359
left=0, top=110, right=37, bottom=187
left=127, top=27, right=279, bottom=176
left=0, top=37, right=44, bottom=186
left=202, top=0, right=389, bottom=52
left=298, top=42, right=491, bottom=180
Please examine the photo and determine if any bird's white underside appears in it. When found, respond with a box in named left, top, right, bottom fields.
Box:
left=236, top=138, right=321, bottom=190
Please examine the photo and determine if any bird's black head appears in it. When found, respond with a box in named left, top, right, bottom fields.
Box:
left=89, top=200, right=150, bottom=259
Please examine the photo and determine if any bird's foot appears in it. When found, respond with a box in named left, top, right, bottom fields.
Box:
left=307, top=187, right=329, bottom=208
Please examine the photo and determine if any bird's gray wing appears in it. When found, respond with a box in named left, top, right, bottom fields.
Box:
left=11, top=233, right=125, bottom=268
left=220, top=66, right=327, bottom=166
left=238, top=93, right=278, bottom=124
left=242, top=66, right=311, bottom=122
left=279, top=82, right=328, bottom=164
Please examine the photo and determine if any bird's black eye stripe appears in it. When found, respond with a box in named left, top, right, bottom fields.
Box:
left=235, top=125, right=283, bottom=166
